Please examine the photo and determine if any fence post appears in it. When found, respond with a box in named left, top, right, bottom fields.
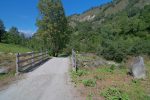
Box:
left=32, top=51, right=34, bottom=67
left=41, top=50, right=43, bottom=62
left=16, top=53, right=19, bottom=75
left=75, top=52, right=77, bottom=71
left=72, top=49, right=77, bottom=72
left=46, top=50, right=48, bottom=58
left=72, top=49, right=74, bottom=67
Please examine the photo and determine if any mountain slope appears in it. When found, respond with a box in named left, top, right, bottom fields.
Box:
left=67, top=0, right=150, bottom=62
left=68, top=0, right=150, bottom=27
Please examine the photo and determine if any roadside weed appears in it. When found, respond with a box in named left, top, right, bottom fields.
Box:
left=82, top=79, right=96, bottom=87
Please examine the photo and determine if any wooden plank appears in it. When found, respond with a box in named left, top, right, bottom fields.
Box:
left=18, top=51, right=40, bottom=57
left=19, top=55, right=48, bottom=68
left=17, top=50, right=49, bottom=71
left=18, top=53, right=46, bottom=64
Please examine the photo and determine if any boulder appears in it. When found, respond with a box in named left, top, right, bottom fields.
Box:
left=0, top=67, right=9, bottom=74
left=131, top=56, right=146, bottom=79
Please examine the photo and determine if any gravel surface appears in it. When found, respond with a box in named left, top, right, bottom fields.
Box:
left=0, top=57, right=82, bottom=100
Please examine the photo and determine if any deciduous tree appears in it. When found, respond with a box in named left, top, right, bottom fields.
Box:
left=37, top=0, right=70, bottom=56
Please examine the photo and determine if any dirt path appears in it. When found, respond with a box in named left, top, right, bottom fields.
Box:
left=0, top=57, right=82, bottom=100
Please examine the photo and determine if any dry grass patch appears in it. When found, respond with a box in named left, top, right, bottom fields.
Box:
left=0, top=53, right=16, bottom=89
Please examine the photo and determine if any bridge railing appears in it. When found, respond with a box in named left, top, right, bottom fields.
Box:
left=16, top=50, right=49, bottom=74
left=72, top=49, right=77, bottom=71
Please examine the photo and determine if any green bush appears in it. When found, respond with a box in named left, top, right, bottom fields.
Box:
left=101, top=87, right=130, bottom=100
left=82, top=79, right=96, bottom=87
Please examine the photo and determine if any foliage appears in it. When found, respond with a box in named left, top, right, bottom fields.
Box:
left=0, top=43, right=31, bottom=53
left=100, top=87, right=130, bottom=100
left=68, top=4, right=150, bottom=62
left=0, top=19, right=5, bottom=42
left=71, top=69, right=88, bottom=78
left=37, top=0, right=70, bottom=56
left=82, top=79, right=96, bottom=87
left=0, top=21, right=31, bottom=51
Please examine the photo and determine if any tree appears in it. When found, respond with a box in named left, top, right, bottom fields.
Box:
left=37, top=0, right=70, bottom=56
left=0, top=19, right=5, bottom=42
left=8, top=27, right=21, bottom=44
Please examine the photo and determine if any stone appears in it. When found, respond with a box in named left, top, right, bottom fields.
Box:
left=0, top=67, right=9, bottom=74
left=131, top=56, right=146, bottom=79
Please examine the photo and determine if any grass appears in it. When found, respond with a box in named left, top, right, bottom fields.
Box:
left=70, top=69, right=89, bottom=85
left=71, top=59, right=150, bottom=100
left=0, top=43, right=31, bottom=88
left=82, top=79, right=96, bottom=87
left=0, top=71, right=16, bottom=88
left=100, top=87, right=130, bottom=100
left=0, top=43, right=31, bottom=53
left=0, top=71, right=15, bottom=80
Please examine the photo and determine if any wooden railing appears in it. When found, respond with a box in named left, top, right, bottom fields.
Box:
left=72, top=49, right=77, bottom=71
left=16, top=50, right=49, bottom=74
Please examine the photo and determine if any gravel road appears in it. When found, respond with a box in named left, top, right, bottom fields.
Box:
left=0, top=57, right=82, bottom=100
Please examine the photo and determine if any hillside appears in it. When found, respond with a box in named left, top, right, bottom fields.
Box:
left=67, top=0, right=150, bottom=62
left=69, top=0, right=150, bottom=27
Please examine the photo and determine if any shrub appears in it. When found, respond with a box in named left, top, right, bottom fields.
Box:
left=76, top=69, right=88, bottom=76
left=110, top=64, right=116, bottom=71
left=100, top=87, right=130, bottom=100
left=71, top=69, right=88, bottom=79
left=82, top=79, right=96, bottom=87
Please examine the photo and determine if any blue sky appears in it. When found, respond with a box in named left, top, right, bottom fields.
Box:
left=0, top=0, right=112, bottom=36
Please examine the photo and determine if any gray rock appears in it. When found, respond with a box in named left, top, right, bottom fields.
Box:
left=0, top=67, right=9, bottom=74
left=131, top=56, right=146, bottom=79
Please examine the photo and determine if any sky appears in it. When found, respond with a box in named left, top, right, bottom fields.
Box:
left=0, top=0, right=112, bottom=36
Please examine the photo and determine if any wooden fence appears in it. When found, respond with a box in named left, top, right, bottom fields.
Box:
left=16, top=50, right=49, bottom=74
left=72, top=49, right=77, bottom=71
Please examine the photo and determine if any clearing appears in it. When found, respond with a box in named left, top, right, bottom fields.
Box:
left=0, top=57, right=82, bottom=100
